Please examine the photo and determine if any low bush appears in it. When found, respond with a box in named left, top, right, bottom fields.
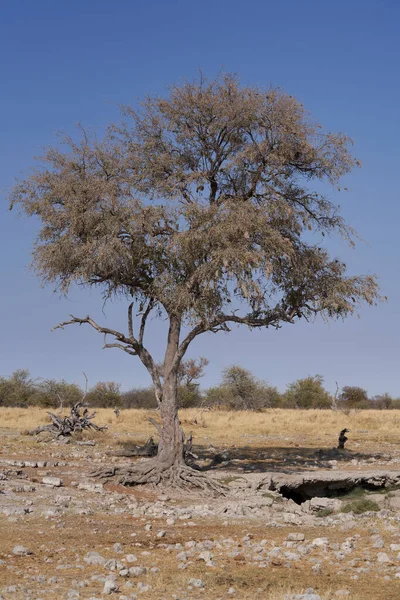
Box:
left=341, top=498, right=380, bottom=514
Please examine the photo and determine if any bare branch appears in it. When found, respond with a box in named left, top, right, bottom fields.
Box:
left=128, top=302, right=134, bottom=338
left=175, top=309, right=285, bottom=368
left=82, top=372, right=89, bottom=399
left=139, top=298, right=155, bottom=345
left=52, top=313, right=163, bottom=405
left=148, top=417, right=162, bottom=436
left=102, top=342, right=138, bottom=356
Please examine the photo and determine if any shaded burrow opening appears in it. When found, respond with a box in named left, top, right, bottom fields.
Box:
left=279, top=481, right=388, bottom=505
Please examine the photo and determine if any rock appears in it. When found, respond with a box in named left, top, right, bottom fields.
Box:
left=390, top=544, right=400, bottom=551
left=309, top=497, right=341, bottom=513
left=188, top=578, right=204, bottom=588
left=103, top=579, right=119, bottom=594
left=125, top=554, right=137, bottom=563
left=156, top=530, right=166, bottom=538
left=370, top=535, right=385, bottom=549
left=387, top=495, right=400, bottom=511
left=77, top=482, right=104, bottom=493
left=128, top=567, right=147, bottom=577
left=287, top=533, right=305, bottom=542
left=13, top=545, right=32, bottom=556
left=113, top=543, right=124, bottom=553
left=84, top=551, right=106, bottom=566
left=289, top=595, right=321, bottom=600
left=198, top=550, right=213, bottom=562
left=136, top=583, right=151, bottom=592
left=119, top=569, right=129, bottom=578
left=42, top=477, right=63, bottom=487
left=104, top=559, right=122, bottom=571
left=377, top=552, right=390, bottom=563
left=311, top=537, right=329, bottom=547
left=269, top=470, right=400, bottom=501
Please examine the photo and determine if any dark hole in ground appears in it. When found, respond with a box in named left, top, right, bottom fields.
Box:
left=279, top=482, right=387, bottom=505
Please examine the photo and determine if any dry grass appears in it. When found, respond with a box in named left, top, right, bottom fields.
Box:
left=2, top=407, right=400, bottom=447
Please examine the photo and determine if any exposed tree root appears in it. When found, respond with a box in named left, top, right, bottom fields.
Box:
left=91, top=459, right=227, bottom=495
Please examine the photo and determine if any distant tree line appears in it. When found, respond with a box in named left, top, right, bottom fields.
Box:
left=0, top=363, right=398, bottom=411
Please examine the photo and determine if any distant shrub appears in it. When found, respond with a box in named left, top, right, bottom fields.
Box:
left=86, top=381, right=121, bottom=408
left=0, top=369, right=36, bottom=407
left=370, top=393, right=393, bottom=410
left=339, top=386, right=369, bottom=410
left=121, top=387, right=157, bottom=409
left=30, top=379, right=83, bottom=408
left=284, top=375, right=332, bottom=409
left=204, top=365, right=281, bottom=410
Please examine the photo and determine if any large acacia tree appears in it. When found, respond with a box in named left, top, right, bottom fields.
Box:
left=10, top=74, right=379, bottom=488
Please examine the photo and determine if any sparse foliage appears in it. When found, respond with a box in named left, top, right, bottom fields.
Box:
left=86, top=381, right=121, bottom=408
left=206, top=365, right=280, bottom=410
left=10, top=73, right=380, bottom=487
left=177, top=357, right=209, bottom=408
left=371, top=393, right=393, bottom=410
left=0, top=369, right=36, bottom=407
left=339, top=385, right=369, bottom=409
left=121, top=387, right=158, bottom=409
left=32, top=379, right=83, bottom=408
left=284, top=375, right=332, bottom=409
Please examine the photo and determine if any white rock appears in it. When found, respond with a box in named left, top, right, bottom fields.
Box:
left=311, top=537, right=329, bottom=547
left=390, top=544, right=400, bottom=552
left=377, top=552, right=390, bottom=563
left=103, top=579, right=119, bottom=594
left=198, top=550, right=213, bottom=562
left=188, top=578, right=204, bottom=588
left=136, top=583, right=151, bottom=592
left=84, top=551, right=106, bottom=566
left=125, top=554, right=137, bottom=563
left=128, top=566, right=147, bottom=577
left=286, top=533, right=305, bottom=542
left=42, top=477, right=63, bottom=487
left=13, top=545, right=32, bottom=556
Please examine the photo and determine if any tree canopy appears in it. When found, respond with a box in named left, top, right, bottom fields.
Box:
left=10, top=73, right=380, bottom=487
left=11, top=75, right=378, bottom=371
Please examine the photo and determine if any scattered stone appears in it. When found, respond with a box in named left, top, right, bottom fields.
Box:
left=12, top=545, right=32, bottom=556
left=42, top=477, right=63, bottom=487
left=156, top=530, right=166, bottom=538
left=188, top=578, right=205, bottom=588
left=125, top=554, right=137, bottom=563
left=287, top=533, right=305, bottom=542
left=84, top=551, right=106, bottom=566
left=128, top=567, right=147, bottom=577
left=376, top=552, right=390, bottom=563
left=103, top=579, right=119, bottom=594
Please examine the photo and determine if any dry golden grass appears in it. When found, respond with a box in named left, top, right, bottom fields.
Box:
left=2, top=407, right=400, bottom=447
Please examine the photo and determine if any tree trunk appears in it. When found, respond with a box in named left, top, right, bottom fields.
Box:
left=157, top=373, right=184, bottom=468
left=91, top=314, right=226, bottom=493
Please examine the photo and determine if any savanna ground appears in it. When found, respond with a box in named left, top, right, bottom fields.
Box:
left=1, top=408, right=400, bottom=600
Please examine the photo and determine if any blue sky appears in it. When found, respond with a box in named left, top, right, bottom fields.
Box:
left=0, top=0, right=399, bottom=395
